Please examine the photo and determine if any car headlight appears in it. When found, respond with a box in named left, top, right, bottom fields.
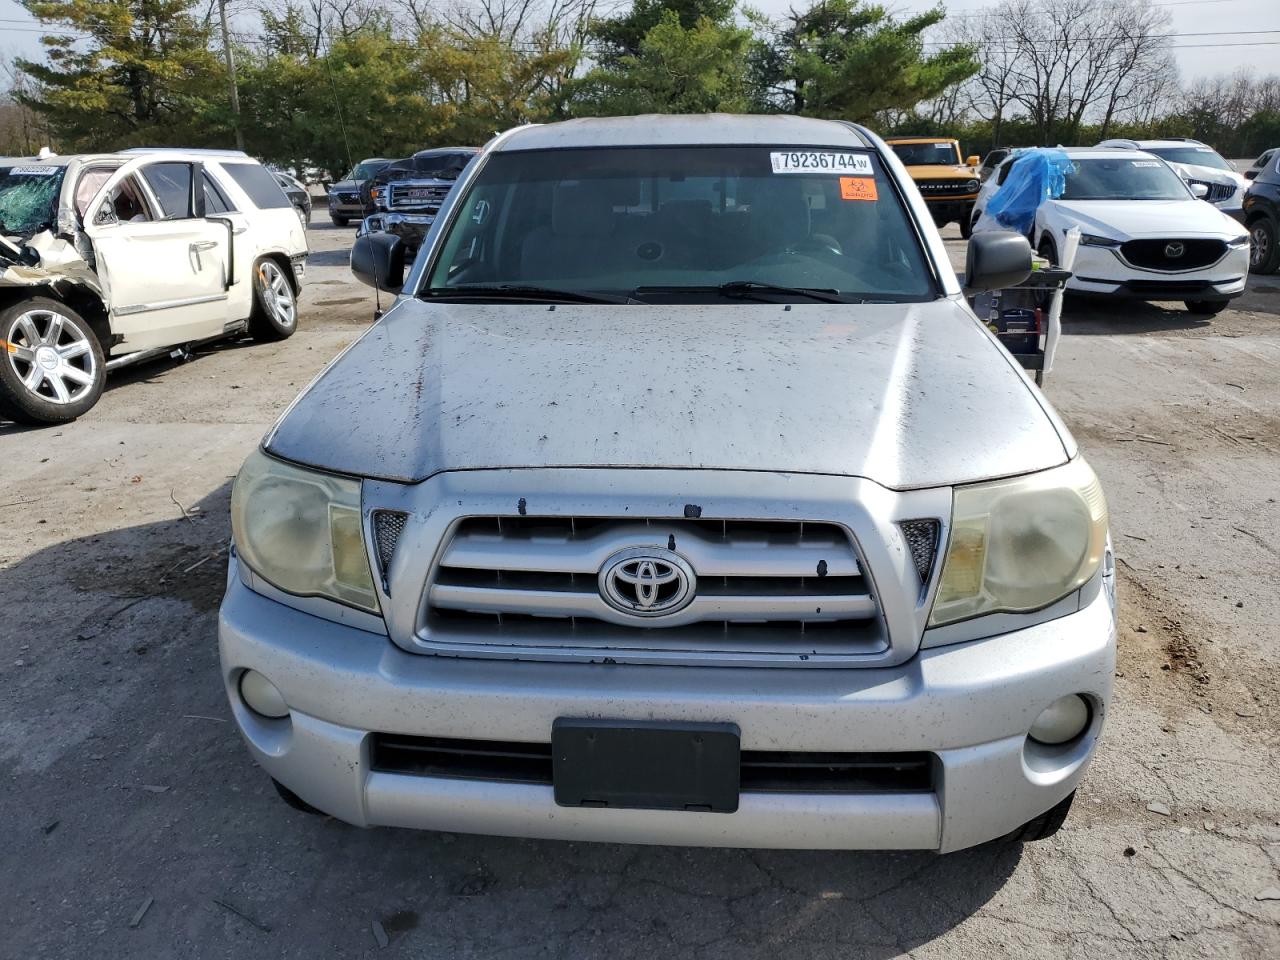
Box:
left=1080, top=234, right=1121, bottom=248
left=230, top=448, right=380, bottom=614
left=929, top=457, right=1108, bottom=627
left=1227, top=236, right=1250, bottom=248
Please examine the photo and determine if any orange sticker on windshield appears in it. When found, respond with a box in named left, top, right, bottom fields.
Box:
left=839, top=176, right=878, bottom=201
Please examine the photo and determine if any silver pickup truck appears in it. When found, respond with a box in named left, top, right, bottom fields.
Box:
left=220, top=114, right=1115, bottom=853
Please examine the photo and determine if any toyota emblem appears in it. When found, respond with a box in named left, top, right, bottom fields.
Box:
left=598, top=546, right=696, bottom=618
left=1164, top=241, right=1185, bottom=259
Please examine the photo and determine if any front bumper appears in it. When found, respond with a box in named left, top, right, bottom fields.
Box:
left=218, top=561, right=1116, bottom=853
left=361, top=212, right=434, bottom=246
left=923, top=198, right=977, bottom=223
left=1067, top=242, right=1249, bottom=301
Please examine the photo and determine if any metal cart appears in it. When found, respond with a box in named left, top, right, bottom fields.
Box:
left=968, top=228, right=1080, bottom=386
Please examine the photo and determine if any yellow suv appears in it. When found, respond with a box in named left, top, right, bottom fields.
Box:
left=884, top=137, right=982, bottom=238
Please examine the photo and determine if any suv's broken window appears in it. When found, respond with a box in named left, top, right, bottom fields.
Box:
left=0, top=164, right=66, bottom=238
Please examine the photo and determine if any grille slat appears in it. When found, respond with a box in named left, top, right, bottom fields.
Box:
left=371, top=734, right=934, bottom=794
left=422, top=517, right=886, bottom=662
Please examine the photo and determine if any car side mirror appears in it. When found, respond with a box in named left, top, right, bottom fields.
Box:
left=351, top=231, right=405, bottom=292
left=966, top=155, right=981, bottom=167
left=964, top=231, right=1033, bottom=294
left=1189, top=182, right=1210, bottom=199
left=1244, top=170, right=1257, bottom=180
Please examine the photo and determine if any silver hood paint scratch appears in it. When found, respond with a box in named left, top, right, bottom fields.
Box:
left=265, top=298, right=1072, bottom=489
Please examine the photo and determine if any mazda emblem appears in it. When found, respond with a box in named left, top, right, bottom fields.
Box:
left=598, top=546, right=696, bottom=617
left=1164, top=241, right=1185, bottom=259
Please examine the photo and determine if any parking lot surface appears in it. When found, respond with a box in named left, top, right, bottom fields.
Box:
left=2, top=222, right=1278, bottom=958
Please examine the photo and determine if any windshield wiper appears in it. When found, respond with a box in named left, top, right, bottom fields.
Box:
left=634, top=282, right=848, bottom=304
left=423, top=284, right=635, bottom=305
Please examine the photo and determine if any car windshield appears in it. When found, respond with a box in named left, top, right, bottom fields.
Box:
left=890, top=142, right=961, bottom=166
left=410, top=152, right=474, bottom=180
left=1145, top=147, right=1233, bottom=172
left=0, top=164, right=66, bottom=236
left=423, top=145, right=935, bottom=303
left=1060, top=157, right=1191, bottom=201
left=348, top=161, right=386, bottom=181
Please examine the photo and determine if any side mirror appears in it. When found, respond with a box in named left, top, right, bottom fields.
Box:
left=966, top=155, right=981, bottom=167
left=1189, top=182, right=1209, bottom=199
left=1244, top=170, right=1257, bottom=180
left=351, top=231, right=405, bottom=292
left=964, top=230, right=1033, bottom=294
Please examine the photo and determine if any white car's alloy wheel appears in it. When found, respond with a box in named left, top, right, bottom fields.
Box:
left=258, top=261, right=297, bottom=330
left=5, top=307, right=98, bottom=405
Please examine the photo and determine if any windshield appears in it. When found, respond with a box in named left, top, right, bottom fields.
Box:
left=348, top=161, right=388, bottom=181
left=889, top=142, right=961, bottom=166
left=0, top=164, right=66, bottom=236
left=423, top=145, right=935, bottom=303
left=410, top=152, right=474, bottom=180
left=1146, top=146, right=1232, bottom=172
left=1060, top=157, right=1191, bottom=201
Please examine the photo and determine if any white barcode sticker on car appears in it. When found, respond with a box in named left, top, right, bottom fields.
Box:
left=10, top=165, right=57, bottom=176
left=1131, top=160, right=1161, bottom=167
left=770, top=152, right=873, bottom=175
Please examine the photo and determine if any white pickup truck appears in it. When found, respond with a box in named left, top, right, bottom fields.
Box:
left=0, top=149, right=308, bottom=425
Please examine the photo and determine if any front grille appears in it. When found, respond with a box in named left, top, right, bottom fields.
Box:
left=916, top=179, right=976, bottom=195
left=1186, top=179, right=1235, bottom=203
left=335, top=191, right=358, bottom=204
left=422, top=516, right=886, bottom=662
left=1120, top=238, right=1227, bottom=271
left=373, top=510, right=408, bottom=578
left=370, top=734, right=934, bottom=794
left=390, top=183, right=449, bottom=209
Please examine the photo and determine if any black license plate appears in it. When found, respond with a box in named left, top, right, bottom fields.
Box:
left=552, top=719, right=740, bottom=813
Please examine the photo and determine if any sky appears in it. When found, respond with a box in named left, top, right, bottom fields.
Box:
left=1, top=0, right=1277, bottom=84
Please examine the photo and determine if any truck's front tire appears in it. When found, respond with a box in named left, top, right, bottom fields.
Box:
left=0, top=298, right=106, bottom=425
left=1004, top=790, right=1076, bottom=843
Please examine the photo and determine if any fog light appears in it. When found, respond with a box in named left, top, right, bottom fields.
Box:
left=239, top=670, right=289, bottom=719
left=1029, top=695, right=1090, bottom=745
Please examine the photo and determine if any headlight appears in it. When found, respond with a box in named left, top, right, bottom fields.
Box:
left=1227, top=236, right=1250, bottom=248
left=929, top=458, right=1108, bottom=627
left=230, top=448, right=380, bottom=614
left=1080, top=234, right=1121, bottom=248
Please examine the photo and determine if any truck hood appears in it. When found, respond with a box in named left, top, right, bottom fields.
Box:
left=265, top=298, right=1072, bottom=489
left=1045, top=199, right=1246, bottom=239
left=906, top=164, right=975, bottom=180
left=330, top=179, right=359, bottom=192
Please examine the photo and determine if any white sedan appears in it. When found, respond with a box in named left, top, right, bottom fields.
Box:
left=974, top=147, right=1250, bottom=316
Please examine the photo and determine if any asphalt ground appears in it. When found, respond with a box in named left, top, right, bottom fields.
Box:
left=1, top=220, right=1277, bottom=958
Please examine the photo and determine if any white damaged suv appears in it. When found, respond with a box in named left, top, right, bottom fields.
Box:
left=0, top=149, right=307, bottom=425
left=221, top=115, right=1115, bottom=853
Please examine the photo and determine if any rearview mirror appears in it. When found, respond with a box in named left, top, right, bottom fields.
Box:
left=964, top=231, right=1033, bottom=294
left=351, top=231, right=405, bottom=292
left=966, top=155, right=981, bottom=167
left=1189, top=182, right=1209, bottom=199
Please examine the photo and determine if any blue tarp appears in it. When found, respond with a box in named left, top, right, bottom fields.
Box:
left=985, top=149, right=1075, bottom=235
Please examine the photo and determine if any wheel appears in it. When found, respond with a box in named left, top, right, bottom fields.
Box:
left=960, top=207, right=974, bottom=239
left=330, top=215, right=349, bottom=227
left=248, top=259, right=298, bottom=342
left=1004, top=790, right=1075, bottom=843
left=271, top=778, right=323, bottom=815
left=1249, top=216, right=1279, bottom=274
left=0, top=298, right=106, bottom=425
left=1184, top=299, right=1227, bottom=316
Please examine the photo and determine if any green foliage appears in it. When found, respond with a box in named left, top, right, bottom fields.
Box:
left=570, top=10, right=751, bottom=116
left=591, top=0, right=737, bottom=65
left=751, top=1, right=979, bottom=122
left=16, top=0, right=229, bottom=149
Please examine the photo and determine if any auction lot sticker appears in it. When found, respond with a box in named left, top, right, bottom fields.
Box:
left=770, top=151, right=873, bottom=175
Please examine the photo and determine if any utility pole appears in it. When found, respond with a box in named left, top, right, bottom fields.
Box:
left=218, top=0, right=245, bottom=150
